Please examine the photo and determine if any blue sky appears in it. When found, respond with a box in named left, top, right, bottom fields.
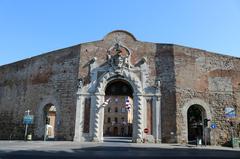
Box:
left=0, top=0, right=240, bottom=66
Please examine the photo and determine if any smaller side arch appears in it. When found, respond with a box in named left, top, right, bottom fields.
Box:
left=181, top=98, right=212, bottom=143
left=35, top=96, right=61, bottom=139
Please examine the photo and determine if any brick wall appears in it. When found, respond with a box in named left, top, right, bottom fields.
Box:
left=0, top=45, right=80, bottom=140
left=174, top=45, right=240, bottom=145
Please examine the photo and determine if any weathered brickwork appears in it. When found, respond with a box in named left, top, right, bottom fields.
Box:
left=0, top=46, right=80, bottom=140
left=174, top=45, right=240, bottom=145
left=0, top=30, right=239, bottom=145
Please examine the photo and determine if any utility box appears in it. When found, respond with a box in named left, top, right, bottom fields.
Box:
left=232, top=138, right=239, bottom=148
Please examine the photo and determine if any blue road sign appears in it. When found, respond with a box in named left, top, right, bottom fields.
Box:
left=225, top=107, right=236, bottom=118
left=211, top=123, right=216, bottom=129
left=23, top=115, right=34, bottom=124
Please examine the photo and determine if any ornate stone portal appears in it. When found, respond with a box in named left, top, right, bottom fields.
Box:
left=74, top=42, right=162, bottom=143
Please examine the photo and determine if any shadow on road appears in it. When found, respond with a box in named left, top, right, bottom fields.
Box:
left=1, top=146, right=240, bottom=159
left=103, top=137, right=132, bottom=143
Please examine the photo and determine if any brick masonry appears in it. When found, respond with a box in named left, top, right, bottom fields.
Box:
left=0, top=30, right=239, bottom=145
left=0, top=46, right=80, bottom=140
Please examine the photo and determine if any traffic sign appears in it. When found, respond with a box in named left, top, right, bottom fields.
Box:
left=23, top=115, right=34, bottom=124
left=144, top=128, right=149, bottom=133
left=225, top=107, right=236, bottom=118
left=210, top=123, right=216, bottom=129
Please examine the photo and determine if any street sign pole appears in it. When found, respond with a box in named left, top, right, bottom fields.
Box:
left=231, top=126, right=234, bottom=148
left=24, top=124, right=28, bottom=140
left=24, top=110, right=30, bottom=141
left=204, top=128, right=207, bottom=146
left=210, top=122, right=217, bottom=145
left=213, top=128, right=216, bottom=146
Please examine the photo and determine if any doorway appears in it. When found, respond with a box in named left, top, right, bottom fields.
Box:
left=187, top=105, right=206, bottom=144
left=43, top=104, right=56, bottom=140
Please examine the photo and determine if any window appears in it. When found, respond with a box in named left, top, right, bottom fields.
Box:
left=107, top=117, right=111, bottom=123
left=115, top=107, right=118, bottom=113
left=114, top=117, right=118, bottom=123
left=107, top=107, right=111, bottom=113
left=121, top=107, right=126, bottom=113
left=121, top=117, right=124, bottom=122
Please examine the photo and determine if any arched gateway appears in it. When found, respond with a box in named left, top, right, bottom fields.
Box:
left=104, top=80, right=133, bottom=137
left=74, top=40, right=161, bottom=143
left=74, top=69, right=145, bottom=142
left=182, top=98, right=212, bottom=144
left=92, top=69, right=144, bottom=142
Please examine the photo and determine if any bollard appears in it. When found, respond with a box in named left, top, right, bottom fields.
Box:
left=197, top=137, right=202, bottom=146
left=27, top=134, right=32, bottom=141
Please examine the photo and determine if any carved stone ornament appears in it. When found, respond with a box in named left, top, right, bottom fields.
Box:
left=77, top=78, right=83, bottom=89
left=107, top=43, right=132, bottom=73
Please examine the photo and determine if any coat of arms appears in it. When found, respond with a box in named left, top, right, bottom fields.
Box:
left=107, top=43, right=132, bottom=73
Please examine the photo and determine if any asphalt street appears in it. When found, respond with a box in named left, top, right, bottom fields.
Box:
left=0, top=137, right=239, bottom=159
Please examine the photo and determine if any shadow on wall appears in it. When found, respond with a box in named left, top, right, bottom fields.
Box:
left=155, top=44, right=177, bottom=143
left=0, top=111, right=26, bottom=140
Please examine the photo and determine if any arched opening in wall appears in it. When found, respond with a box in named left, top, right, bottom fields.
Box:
left=43, top=104, right=57, bottom=140
left=187, top=105, right=206, bottom=144
left=103, top=80, right=133, bottom=142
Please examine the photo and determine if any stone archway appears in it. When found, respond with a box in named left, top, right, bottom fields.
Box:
left=103, top=80, right=133, bottom=138
left=187, top=105, right=206, bottom=143
left=35, top=97, right=61, bottom=140
left=43, top=104, right=57, bottom=140
left=90, top=69, right=144, bottom=143
left=181, top=98, right=212, bottom=144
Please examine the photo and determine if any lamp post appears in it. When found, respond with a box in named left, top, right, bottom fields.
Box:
left=228, top=119, right=235, bottom=148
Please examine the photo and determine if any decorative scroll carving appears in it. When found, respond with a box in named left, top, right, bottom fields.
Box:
left=92, top=95, right=101, bottom=141
left=78, top=78, right=83, bottom=89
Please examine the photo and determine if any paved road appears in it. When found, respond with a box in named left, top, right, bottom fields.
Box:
left=0, top=138, right=239, bottom=159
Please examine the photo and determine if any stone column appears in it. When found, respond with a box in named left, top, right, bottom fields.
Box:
left=89, top=95, right=96, bottom=141
left=73, top=94, right=84, bottom=141
left=132, top=94, right=144, bottom=143
left=152, top=95, right=161, bottom=143
left=98, top=95, right=105, bottom=142
left=90, top=94, right=103, bottom=142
